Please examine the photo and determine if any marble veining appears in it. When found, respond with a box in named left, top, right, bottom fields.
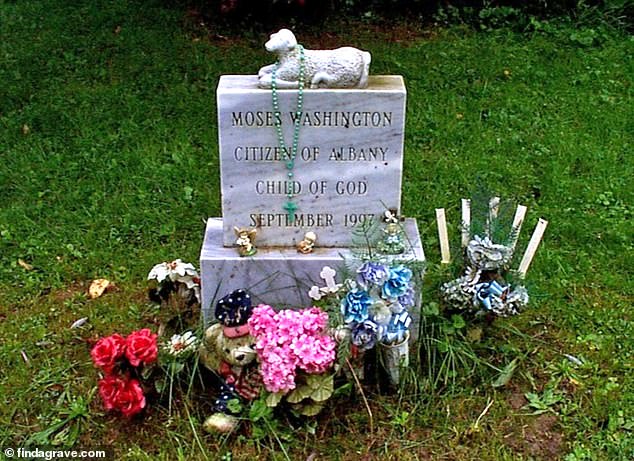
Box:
left=200, top=217, right=425, bottom=325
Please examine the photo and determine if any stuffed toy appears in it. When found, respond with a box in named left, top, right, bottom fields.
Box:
left=200, top=289, right=262, bottom=433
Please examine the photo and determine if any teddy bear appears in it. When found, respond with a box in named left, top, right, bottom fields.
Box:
left=200, top=289, right=262, bottom=433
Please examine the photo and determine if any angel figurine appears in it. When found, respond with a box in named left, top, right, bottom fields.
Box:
left=234, top=227, right=257, bottom=257
left=378, top=210, right=405, bottom=255
left=297, top=231, right=317, bottom=254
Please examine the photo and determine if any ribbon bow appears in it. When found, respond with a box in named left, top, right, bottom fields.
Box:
left=474, top=280, right=507, bottom=311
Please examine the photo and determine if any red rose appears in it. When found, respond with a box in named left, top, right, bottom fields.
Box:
left=125, top=329, right=158, bottom=367
left=115, top=378, right=146, bottom=417
left=98, top=374, right=126, bottom=411
left=91, top=334, right=126, bottom=373
left=98, top=375, right=146, bottom=417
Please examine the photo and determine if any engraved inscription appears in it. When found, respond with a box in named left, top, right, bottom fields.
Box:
left=231, top=111, right=393, bottom=128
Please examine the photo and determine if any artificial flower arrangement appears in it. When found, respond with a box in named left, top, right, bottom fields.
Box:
left=437, top=197, right=548, bottom=318
left=91, top=329, right=157, bottom=417
left=147, top=259, right=201, bottom=307
left=91, top=259, right=203, bottom=418
left=92, top=249, right=420, bottom=428
left=91, top=327, right=202, bottom=417
left=309, top=259, right=422, bottom=386
left=199, top=288, right=338, bottom=433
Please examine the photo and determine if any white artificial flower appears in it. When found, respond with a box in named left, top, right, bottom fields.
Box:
left=148, top=259, right=199, bottom=288
left=308, top=286, right=323, bottom=301
left=165, top=331, right=199, bottom=357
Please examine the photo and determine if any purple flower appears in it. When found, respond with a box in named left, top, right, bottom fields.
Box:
left=340, top=288, right=372, bottom=324
left=382, top=265, right=413, bottom=299
left=356, top=262, right=389, bottom=289
left=398, top=287, right=416, bottom=308
left=350, top=320, right=378, bottom=351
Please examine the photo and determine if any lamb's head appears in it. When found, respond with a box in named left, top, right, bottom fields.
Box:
left=265, top=29, right=297, bottom=54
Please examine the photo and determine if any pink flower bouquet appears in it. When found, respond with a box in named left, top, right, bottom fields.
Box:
left=248, top=305, right=336, bottom=394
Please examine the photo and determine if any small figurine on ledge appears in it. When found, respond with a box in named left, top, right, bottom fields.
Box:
left=258, top=29, right=371, bottom=89
left=297, top=231, right=317, bottom=254
left=234, top=227, right=257, bottom=257
left=378, top=210, right=406, bottom=255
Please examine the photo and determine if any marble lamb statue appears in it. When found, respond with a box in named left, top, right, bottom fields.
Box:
left=258, top=29, right=371, bottom=89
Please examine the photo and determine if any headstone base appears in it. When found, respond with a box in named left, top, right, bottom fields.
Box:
left=200, top=218, right=425, bottom=323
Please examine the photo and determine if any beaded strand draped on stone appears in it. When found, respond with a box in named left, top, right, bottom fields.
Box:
left=271, top=44, right=305, bottom=222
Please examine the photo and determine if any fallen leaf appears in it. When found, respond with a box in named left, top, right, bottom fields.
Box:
left=22, top=124, right=30, bottom=135
left=89, top=279, right=111, bottom=299
left=18, top=259, right=34, bottom=271
left=114, top=25, right=121, bottom=34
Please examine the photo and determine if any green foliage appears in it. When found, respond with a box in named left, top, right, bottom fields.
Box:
left=416, top=302, right=495, bottom=390
left=24, top=393, right=92, bottom=448
left=524, top=386, right=564, bottom=415
left=491, top=357, right=519, bottom=388
left=186, top=0, right=634, bottom=32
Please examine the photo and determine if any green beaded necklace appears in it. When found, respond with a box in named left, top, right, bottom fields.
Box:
left=271, top=44, right=305, bottom=223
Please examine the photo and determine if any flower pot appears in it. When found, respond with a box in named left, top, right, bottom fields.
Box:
left=380, top=332, right=410, bottom=386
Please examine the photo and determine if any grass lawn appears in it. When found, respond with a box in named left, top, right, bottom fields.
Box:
left=1, top=0, right=632, bottom=459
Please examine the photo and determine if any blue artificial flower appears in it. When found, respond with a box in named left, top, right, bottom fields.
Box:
left=382, top=312, right=412, bottom=345
left=350, top=320, right=378, bottom=351
left=382, top=265, right=413, bottom=299
left=356, top=261, right=389, bottom=289
left=398, top=287, right=416, bottom=308
left=340, top=288, right=373, bottom=324
left=475, top=281, right=506, bottom=311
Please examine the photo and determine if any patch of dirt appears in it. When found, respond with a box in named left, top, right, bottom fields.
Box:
left=503, top=414, right=565, bottom=460
left=507, top=392, right=527, bottom=410
left=49, top=281, right=86, bottom=302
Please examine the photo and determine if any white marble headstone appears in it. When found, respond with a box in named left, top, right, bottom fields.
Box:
left=217, top=75, right=406, bottom=247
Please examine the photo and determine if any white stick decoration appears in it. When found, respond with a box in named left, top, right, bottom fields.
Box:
left=509, top=204, right=528, bottom=251
left=461, top=198, right=471, bottom=248
left=517, top=218, right=548, bottom=278
left=489, top=196, right=501, bottom=219
left=436, top=208, right=451, bottom=264
left=487, top=196, right=501, bottom=238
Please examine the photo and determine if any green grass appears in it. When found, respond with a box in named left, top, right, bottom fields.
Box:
left=1, top=0, right=633, bottom=459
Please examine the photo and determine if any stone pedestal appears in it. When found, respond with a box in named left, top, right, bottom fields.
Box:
left=200, top=218, right=425, bottom=320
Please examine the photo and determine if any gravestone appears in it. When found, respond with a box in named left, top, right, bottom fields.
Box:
left=218, top=75, right=406, bottom=247
left=200, top=74, right=425, bottom=318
